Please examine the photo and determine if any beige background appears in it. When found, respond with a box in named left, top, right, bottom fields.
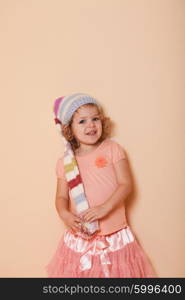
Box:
left=0, top=0, right=184, bottom=277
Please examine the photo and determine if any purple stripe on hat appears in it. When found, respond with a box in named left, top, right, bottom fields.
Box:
left=53, top=96, right=65, bottom=116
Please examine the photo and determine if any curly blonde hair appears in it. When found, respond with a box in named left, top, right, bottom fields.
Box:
left=60, top=103, right=112, bottom=151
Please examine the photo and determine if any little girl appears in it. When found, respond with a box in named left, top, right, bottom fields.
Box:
left=46, top=93, right=156, bottom=278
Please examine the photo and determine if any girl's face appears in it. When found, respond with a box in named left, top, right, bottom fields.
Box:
left=71, top=105, right=102, bottom=147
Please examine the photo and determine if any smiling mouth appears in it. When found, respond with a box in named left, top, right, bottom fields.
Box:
left=86, top=130, right=97, bottom=135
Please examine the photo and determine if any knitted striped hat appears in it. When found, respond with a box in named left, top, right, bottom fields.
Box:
left=53, top=93, right=100, bottom=125
left=53, top=93, right=100, bottom=238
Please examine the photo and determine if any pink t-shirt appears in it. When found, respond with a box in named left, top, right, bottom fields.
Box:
left=55, top=138, right=128, bottom=235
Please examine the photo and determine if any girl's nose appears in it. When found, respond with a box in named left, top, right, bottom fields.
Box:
left=87, top=120, right=94, bottom=127
left=87, top=119, right=95, bottom=127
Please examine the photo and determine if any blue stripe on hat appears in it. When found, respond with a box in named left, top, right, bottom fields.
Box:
left=75, top=193, right=87, bottom=205
left=63, top=96, right=98, bottom=124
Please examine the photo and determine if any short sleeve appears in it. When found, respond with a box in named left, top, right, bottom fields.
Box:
left=55, top=157, right=65, bottom=179
left=111, top=141, right=127, bottom=164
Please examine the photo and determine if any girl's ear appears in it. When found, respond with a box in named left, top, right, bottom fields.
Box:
left=62, top=124, right=74, bottom=141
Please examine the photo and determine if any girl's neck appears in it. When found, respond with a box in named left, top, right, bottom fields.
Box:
left=75, top=141, right=102, bottom=156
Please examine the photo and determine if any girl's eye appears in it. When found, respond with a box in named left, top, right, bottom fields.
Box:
left=79, top=117, right=99, bottom=124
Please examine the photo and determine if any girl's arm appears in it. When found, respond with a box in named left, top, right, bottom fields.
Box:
left=55, top=178, right=70, bottom=218
left=83, top=158, right=133, bottom=222
left=55, top=178, right=81, bottom=232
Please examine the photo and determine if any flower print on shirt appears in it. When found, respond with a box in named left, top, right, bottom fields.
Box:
left=95, top=156, right=108, bottom=168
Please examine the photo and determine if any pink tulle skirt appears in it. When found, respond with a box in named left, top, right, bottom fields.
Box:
left=46, top=226, right=156, bottom=278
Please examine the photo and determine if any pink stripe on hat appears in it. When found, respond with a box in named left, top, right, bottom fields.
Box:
left=53, top=96, right=65, bottom=117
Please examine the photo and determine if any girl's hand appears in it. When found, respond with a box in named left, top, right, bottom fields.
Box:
left=60, top=210, right=82, bottom=233
left=82, top=203, right=112, bottom=223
